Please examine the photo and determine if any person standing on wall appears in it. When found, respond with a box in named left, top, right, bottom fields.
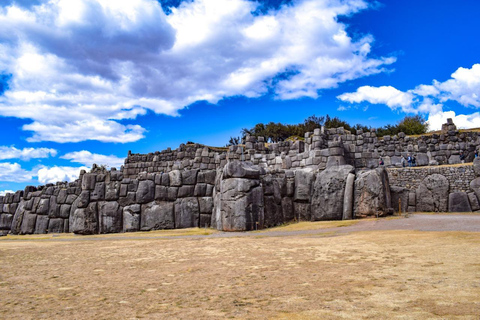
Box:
left=401, top=155, right=406, bottom=167
left=407, top=154, right=412, bottom=167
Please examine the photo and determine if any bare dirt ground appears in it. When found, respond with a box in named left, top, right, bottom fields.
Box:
left=0, top=214, right=479, bottom=319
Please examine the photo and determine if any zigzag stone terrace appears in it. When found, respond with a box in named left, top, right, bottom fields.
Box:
left=1, top=118, right=480, bottom=236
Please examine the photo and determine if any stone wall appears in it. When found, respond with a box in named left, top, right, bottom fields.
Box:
left=124, top=123, right=480, bottom=180
left=388, top=165, right=475, bottom=193
left=1, top=119, right=479, bottom=236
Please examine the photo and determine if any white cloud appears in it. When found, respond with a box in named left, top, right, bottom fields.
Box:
left=434, top=64, right=480, bottom=107
left=0, top=162, right=35, bottom=182
left=0, top=0, right=394, bottom=142
left=427, top=110, right=480, bottom=132
left=337, top=64, right=480, bottom=131
left=0, top=190, right=15, bottom=196
left=37, top=166, right=88, bottom=184
left=61, top=150, right=124, bottom=168
left=337, top=85, right=415, bottom=112
left=0, top=146, right=57, bottom=160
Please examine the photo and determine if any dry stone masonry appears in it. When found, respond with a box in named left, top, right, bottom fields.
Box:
left=1, top=119, right=479, bottom=236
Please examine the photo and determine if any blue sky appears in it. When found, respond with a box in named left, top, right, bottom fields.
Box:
left=0, top=0, right=479, bottom=193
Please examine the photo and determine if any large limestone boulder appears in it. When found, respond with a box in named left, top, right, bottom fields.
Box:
left=98, top=201, right=123, bottom=233
left=354, top=167, right=392, bottom=217
left=390, top=186, right=409, bottom=214
left=34, top=215, right=49, bottom=234
left=140, top=201, right=174, bottom=231
left=20, top=212, right=37, bottom=235
left=470, top=177, right=480, bottom=201
left=48, top=218, right=65, bottom=233
left=448, top=192, right=472, bottom=212
left=311, top=165, right=354, bottom=220
left=294, top=169, right=315, bottom=202
left=136, top=180, right=155, bottom=204
left=213, top=161, right=264, bottom=231
left=0, top=213, right=13, bottom=231
left=474, top=157, right=480, bottom=176
left=10, top=200, right=26, bottom=235
left=174, top=197, right=199, bottom=228
left=223, top=160, right=261, bottom=179
left=70, top=202, right=98, bottom=235
left=416, top=174, right=449, bottom=212
left=123, top=204, right=141, bottom=232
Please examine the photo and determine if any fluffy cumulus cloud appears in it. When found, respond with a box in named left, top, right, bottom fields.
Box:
left=0, top=190, right=15, bottom=196
left=338, top=64, right=480, bottom=130
left=337, top=86, right=415, bottom=111
left=61, top=150, right=124, bottom=168
left=0, top=0, right=394, bottom=143
left=0, top=162, right=35, bottom=182
left=0, top=146, right=57, bottom=160
left=37, top=166, right=88, bottom=184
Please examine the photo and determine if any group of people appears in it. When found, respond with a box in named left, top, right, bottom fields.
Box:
left=379, top=150, right=479, bottom=167
left=400, top=154, right=416, bottom=167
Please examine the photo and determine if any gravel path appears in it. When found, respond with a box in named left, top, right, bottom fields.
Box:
left=2, top=214, right=478, bottom=242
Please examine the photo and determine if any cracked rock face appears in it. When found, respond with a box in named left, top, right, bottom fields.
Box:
left=354, top=167, right=392, bottom=217
left=311, top=165, right=354, bottom=221
left=213, top=161, right=264, bottom=231
left=416, top=174, right=449, bottom=212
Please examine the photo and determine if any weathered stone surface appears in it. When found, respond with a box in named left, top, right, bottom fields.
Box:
left=105, top=182, right=120, bottom=201
left=59, top=204, right=71, bottom=219
left=198, top=197, right=213, bottom=214
left=194, top=183, right=207, bottom=197
left=281, top=197, right=294, bottom=221
left=155, top=185, right=168, bottom=201
left=448, top=192, right=472, bottom=212
left=181, top=169, right=198, bottom=185
left=293, top=202, right=311, bottom=221
left=416, top=174, right=449, bottom=212
left=294, top=169, right=315, bottom=202
left=199, top=213, right=211, bottom=228
left=223, top=161, right=260, bottom=179
left=34, top=215, right=49, bottom=234
left=263, top=196, right=282, bottom=228
left=474, top=157, right=480, bottom=176
left=118, top=192, right=136, bottom=207
left=311, top=165, right=354, bottom=220
left=390, top=186, right=409, bottom=214
left=71, top=202, right=98, bottom=235
left=77, top=190, right=90, bottom=208
left=136, top=180, right=155, bottom=204
left=140, top=201, right=174, bottom=231
left=98, top=201, right=123, bottom=233
left=20, top=213, right=37, bottom=235
left=178, top=185, right=195, bottom=198
left=342, top=173, right=355, bottom=220
left=48, top=196, right=59, bottom=218
left=214, top=163, right=264, bottom=231
left=123, top=204, right=141, bottom=232
left=470, top=177, right=480, bottom=201
left=82, top=173, right=96, bottom=190
left=174, top=197, right=199, bottom=228
left=416, top=153, right=429, bottom=166
left=168, top=170, right=182, bottom=187
left=37, top=198, right=50, bottom=215
left=0, top=213, right=13, bottom=230
left=467, top=192, right=480, bottom=211
left=57, top=189, right=68, bottom=204
left=90, top=182, right=105, bottom=201
left=48, top=218, right=64, bottom=233
left=354, top=167, right=392, bottom=217
left=10, top=201, right=26, bottom=235
left=167, top=187, right=178, bottom=201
